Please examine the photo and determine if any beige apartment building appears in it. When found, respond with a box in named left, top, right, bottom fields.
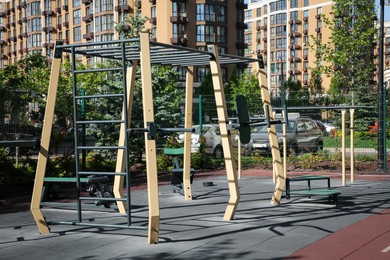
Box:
left=245, top=0, right=334, bottom=94
left=0, top=0, right=247, bottom=83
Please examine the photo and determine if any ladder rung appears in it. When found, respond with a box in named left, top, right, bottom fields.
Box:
left=75, top=93, right=124, bottom=100
left=76, top=120, right=125, bottom=124
left=78, top=171, right=127, bottom=176
left=77, top=146, right=126, bottom=150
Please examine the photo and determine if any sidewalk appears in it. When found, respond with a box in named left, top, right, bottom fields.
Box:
left=1, top=169, right=390, bottom=259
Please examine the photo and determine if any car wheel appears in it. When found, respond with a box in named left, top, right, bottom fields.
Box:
left=214, top=146, right=223, bottom=159
left=315, top=142, right=323, bottom=153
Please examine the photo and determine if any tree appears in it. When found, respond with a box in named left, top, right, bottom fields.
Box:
left=311, top=0, right=377, bottom=130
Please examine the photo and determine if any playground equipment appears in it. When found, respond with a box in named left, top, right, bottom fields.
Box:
left=31, top=32, right=283, bottom=244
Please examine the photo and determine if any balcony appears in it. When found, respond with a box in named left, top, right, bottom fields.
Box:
left=64, top=39, right=69, bottom=44
left=82, top=0, right=92, bottom=5
left=289, top=19, right=301, bottom=25
left=289, top=44, right=301, bottom=50
left=18, top=49, right=23, bottom=54
left=290, top=69, right=301, bottom=75
left=22, top=32, right=28, bottom=38
left=289, top=57, right=301, bottom=62
left=150, top=17, right=157, bottom=25
left=0, top=25, right=6, bottom=31
left=43, top=26, right=56, bottom=32
left=303, top=55, right=308, bottom=60
left=303, top=80, right=308, bottom=85
left=122, top=24, right=130, bottom=31
left=62, top=5, right=68, bottom=11
left=82, top=14, right=93, bottom=22
left=315, top=28, right=321, bottom=33
left=289, top=32, right=301, bottom=37
left=170, top=37, right=189, bottom=46
left=262, top=37, right=267, bottom=42
left=0, top=54, right=7, bottom=59
left=256, top=25, right=261, bottom=31
left=303, top=29, right=308, bottom=35
left=5, top=9, right=10, bottom=15
left=48, top=42, right=55, bottom=48
left=63, top=21, right=69, bottom=28
left=23, top=47, right=28, bottom=52
left=17, top=19, right=22, bottom=25
left=83, top=32, right=94, bottom=40
left=22, top=17, right=27, bottom=23
left=115, top=6, right=121, bottom=11
left=121, top=5, right=132, bottom=12
left=170, top=15, right=187, bottom=24
left=0, top=11, right=6, bottom=17
left=56, top=24, right=62, bottom=30
left=316, top=14, right=321, bottom=20
left=11, top=36, right=17, bottom=42
left=261, top=49, right=267, bottom=54
left=11, top=22, right=16, bottom=27
left=43, top=43, right=48, bottom=48
left=256, top=37, right=261, bottom=43
left=303, top=67, right=308, bottom=73
left=55, top=7, right=61, bottom=12
left=6, top=23, right=10, bottom=29
left=18, top=35, right=23, bottom=40
left=149, top=0, right=156, bottom=4
left=303, top=17, right=308, bottom=22
left=261, top=25, right=267, bottom=30
left=0, top=39, right=6, bottom=45
left=42, top=10, right=54, bottom=16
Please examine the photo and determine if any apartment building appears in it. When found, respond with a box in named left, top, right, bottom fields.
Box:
left=0, top=0, right=247, bottom=83
left=245, top=0, right=334, bottom=94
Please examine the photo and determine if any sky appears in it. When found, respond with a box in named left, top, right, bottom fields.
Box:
left=376, top=0, right=390, bottom=21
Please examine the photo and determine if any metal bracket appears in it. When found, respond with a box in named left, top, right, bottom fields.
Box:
left=54, top=40, right=63, bottom=59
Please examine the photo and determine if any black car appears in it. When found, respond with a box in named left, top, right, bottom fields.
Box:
left=249, top=117, right=324, bottom=155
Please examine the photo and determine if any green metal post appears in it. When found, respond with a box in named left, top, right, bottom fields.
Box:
left=81, top=88, right=86, bottom=171
left=199, top=94, right=203, bottom=146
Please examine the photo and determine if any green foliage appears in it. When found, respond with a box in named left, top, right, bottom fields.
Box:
left=312, top=0, right=377, bottom=131
left=0, top=149, right=36, bottom=185
left=230, top=72, right=262, bottom=115
left=114, top=11, right=148, bottom=39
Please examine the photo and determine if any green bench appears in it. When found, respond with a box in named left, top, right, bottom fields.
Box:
left=286, top=175, right=341, bottom=206
left=163, top=147, right=195, bottom=194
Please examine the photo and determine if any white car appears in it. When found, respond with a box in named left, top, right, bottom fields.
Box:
left=177, top=124, right=223, bottom=158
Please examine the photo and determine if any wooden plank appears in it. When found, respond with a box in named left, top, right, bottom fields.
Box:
left=253, top=60, right=285, bottom=205
left=140, top=32, right=160, bottom=244
left=208, top=45, right=239, bottom=221
left=113, top=64, right=137, bottom=214
left=183, top=66, right=194, bottom=200
left=30, top=44, right=62, bottom=234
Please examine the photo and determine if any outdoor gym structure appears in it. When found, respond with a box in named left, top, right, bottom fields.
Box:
left=30, top=32, right=285, bottom=244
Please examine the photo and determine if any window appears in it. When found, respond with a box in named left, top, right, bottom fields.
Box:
left=196, top=25, right=214, bottom=42
left=30, top=2, right=41, bottom=16
left=74, top=26, right=81, bottom=42
left=196, top=4, right=214, bottom=21
left=303, top=10, right=309, bottom=18
left=31, top=33, right=41, bottom=47
left=172, top=1, right=186, bottom=16
left=217, top=26, right=226, bottom=43
left=263, top=5, right=267, bottom=14
left=73, top=9, right=81, bottom=24
left=304, top=0, right=309, bottom=7
left=290, top=0, right=298, bottom=8
left=290, top=11, right=298, bottom=20
left=197, top=67, right=208, bottom=82
left=216, top=6, right=226, bottom=22
left=73, top=0, right=80, bottom=8
left=257, top=7, right=261, bottom=17
left=245, top=10, right=251, bottom=20
left=317, top=20, right=322, bottom=28
left=276, top=25, right=286, bottom=36
left=151, top=6, right=156, bottom=18
left=31, top=18, right=41, bottom=32
left=317, top=7, right=322, bottom=14
left=172, top=23, right=186, bottom=38
left=276, top=13, right=287, bottom=24
left=101, top=14, right=113, bottom=30
left=275, top=37, right=286, bottom=49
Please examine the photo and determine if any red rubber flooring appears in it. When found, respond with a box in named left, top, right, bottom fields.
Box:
left=287, top=208, right=390, bottom=259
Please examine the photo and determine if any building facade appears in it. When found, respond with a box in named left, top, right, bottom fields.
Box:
left=0, top=0, right=247, bottom=83
left=245, top=0, right=334, bottom=94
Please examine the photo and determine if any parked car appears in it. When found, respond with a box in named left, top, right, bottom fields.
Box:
left=248, top=117, right=324, bottom=156
left=177, top=124, right=223, bottom=158
left=324, top=122, right=336, bottom=136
